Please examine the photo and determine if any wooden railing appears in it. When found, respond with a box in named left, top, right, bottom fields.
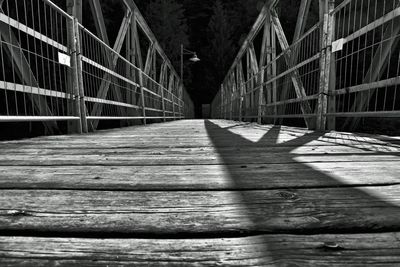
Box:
left=0, top=0, right=194, bottom=135
left=211, top=0, right=400, bottom=131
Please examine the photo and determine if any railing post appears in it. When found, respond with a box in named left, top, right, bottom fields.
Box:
left=221, top=91, right=223, bottom=119
left=179, top=86, right=183, bottom=119
left=230, top=91, right=233, bottom=121
left=239, top=84, right=243, bottom=122
left=180, top=99, right=184, bottom=119
left=317, top=0, right=334, bottom=131
left=66, top=16, right=80, bottom=134
left=326, top=0, right=336, bottom=131
left=177, top=100, right=180, bottom=120
left=317, top=11, right=327, bottom=131
left=72, top=18, right=88, bottom=133
left=139, top=71, right=147, bottom=125
left=182, top=100, right=185, bottom=119
left=172, top=95, right=176, bottom=120
left=220, top=85, right=224, bottom=119
left=258, top=71, right=265, bottom=124
left=160, top=86, right=166, bottom=122
left=272, top=26, right=277, bottom=125
left=225, top=88, right=228, bottom=120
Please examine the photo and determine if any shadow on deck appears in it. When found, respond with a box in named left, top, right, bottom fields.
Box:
left=205, top=120, right=400, bottom=234
left=0, top=119, right=400, bottom=265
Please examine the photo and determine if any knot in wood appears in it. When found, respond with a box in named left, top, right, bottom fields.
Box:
left=277, top=191, right=299, bottom=200
left=7, top=210, right=29, bottom=217
left=319, top=242, right=345, bottom=251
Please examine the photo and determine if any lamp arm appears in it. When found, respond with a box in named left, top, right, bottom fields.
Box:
left=182, top=48, right=197, bottom=54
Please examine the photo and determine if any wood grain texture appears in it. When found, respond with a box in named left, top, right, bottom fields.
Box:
left=0, top=161, right=399, bottom=190
left=1, top=119, right=400, bottom=265
left=1, top=185, right=400, bottom=234
left=0, top=146, right=398, bottom=166
left=2, top=137, right=396, bottom=149
left=1, top=233, right=400, bottom=266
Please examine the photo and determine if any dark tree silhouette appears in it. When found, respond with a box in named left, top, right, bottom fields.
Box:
left=226, top=0, right=265, bottom=46
left=145, top=0, right=190, bottom=72
left=203, top=0, right=235, bottom=90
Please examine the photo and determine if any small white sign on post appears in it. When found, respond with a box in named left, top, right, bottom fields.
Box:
left=58, top=52, right=71, bottom=67
left=332, top=38, right=345, bottom=53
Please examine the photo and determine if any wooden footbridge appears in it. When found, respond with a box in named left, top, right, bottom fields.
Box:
left=1, top=0, right=400, bottom=266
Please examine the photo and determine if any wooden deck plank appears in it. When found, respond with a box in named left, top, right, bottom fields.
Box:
left=0, top=135, right=399, bottom=166
left=1, top=185, right=400, bottom=234
left=1, top=139, right=398, bottom=150
left=1, top=233, right=400, bottom=266
left=3, top=144, right=396, bottom=152
left=0, top=139, right=397, bottom=151
left=0, top=120, right=398, bottom=167
left=1, top=119, right=399, bottom=265
left=0, top=153, right=397, bottom=166
left=0, top=161, right=399, bottom=190
left=4, top=120, right=398, bottom=145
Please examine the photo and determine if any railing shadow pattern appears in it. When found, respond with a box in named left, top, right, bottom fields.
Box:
left=204, top=120, right=400, bottom=242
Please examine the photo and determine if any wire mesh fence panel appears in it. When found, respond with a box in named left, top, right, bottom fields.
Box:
left=79, top=24, right=189, bottom=125
left=212, top=0, right=400, bottom=131
left=212, top=19, right=322, bottom=126
left=142, top=73, right=164, bottom=118
left=264, top=23, right=321, bottom=120
left=79, top=25, right=145, bottom=122
left=330, top=0, right=400, bottom=123
left=0, top=0, right=194, bottom=136
left=0, top=0, right=78, bottom=129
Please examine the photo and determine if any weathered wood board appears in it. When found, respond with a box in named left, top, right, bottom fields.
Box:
left=1, top=119, right=399, bottom=265
left=1, top=233, right=400, bottom=266
left=0, top=161, right=399, bottom=190
left=1, top=185, right=400, bottom=234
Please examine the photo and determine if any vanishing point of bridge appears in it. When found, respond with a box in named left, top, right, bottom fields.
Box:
left=1, top=0, right=400, bottom=265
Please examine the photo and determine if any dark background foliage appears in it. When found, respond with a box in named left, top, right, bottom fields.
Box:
left=51, top=0, right=320, bottom=115
left=135, top=0, right=266, bottom=115
left=133, top=0, right=322, bottom=116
